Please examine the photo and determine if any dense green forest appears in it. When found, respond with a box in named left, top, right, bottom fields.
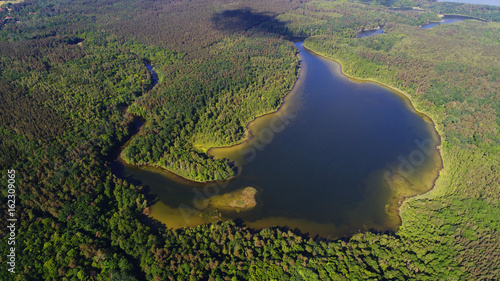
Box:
left=1, top=0, right=499, bottom=280
left=122, top=35, right=299, bottom=182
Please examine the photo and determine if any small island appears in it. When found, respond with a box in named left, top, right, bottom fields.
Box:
left=205, top=186, right=258, bottom=211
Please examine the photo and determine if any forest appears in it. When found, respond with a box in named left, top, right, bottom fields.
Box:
left=0, top=0, right=498, bottom=280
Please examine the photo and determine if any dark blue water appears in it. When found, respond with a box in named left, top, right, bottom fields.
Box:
left=438, top=0, right=500, bottom=6
left=358, top=15, right=480, bottom=34
left=358, top=28, right=385, bottom=38
left=421, top=15, right=476, bottom=29
left=145, top=63, right=159, bottom=85
left=115, top=43, right=441, bottom=238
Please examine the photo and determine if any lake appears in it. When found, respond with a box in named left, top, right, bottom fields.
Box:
left=113, top=43, right=442, bottom=238
left=421, top=15, right=478, bottom=29
left=358, top=28, right=385, bottom=38
left=438, top=0, right=500, bottom=6
left=359, top=14, right=477, bottom=36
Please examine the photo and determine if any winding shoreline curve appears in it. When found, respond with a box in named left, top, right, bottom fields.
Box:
left=119, top=45, right=304, bottom=184
left=301, top=42, right=444, bottom=222
left=120, top=41, right=444, bottom=219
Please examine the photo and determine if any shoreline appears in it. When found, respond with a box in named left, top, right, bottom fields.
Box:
left=120, top=39, right=445, bottom=236
left=118, top=43, right=304, bottom=184
left=122, top=41, right=444, bottom=213
left=206, top=47, right=304, bottom=155
left=302, top=42, right=445, bottom=223
left=420, top=14, right=488, bottom=28
left=117, top=153, right=238, bottom=186
left=439, top=14, right=488, bottom=22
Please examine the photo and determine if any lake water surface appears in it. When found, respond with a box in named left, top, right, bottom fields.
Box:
left=421, top=15, right=477, bottom=29
left=114, top=43, right=442, bottom=238
left=438, top=0, right=500, bottom=6
left=358, top=28, right=385, bottom=38
left=359, top=14, right=481, bottom=36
